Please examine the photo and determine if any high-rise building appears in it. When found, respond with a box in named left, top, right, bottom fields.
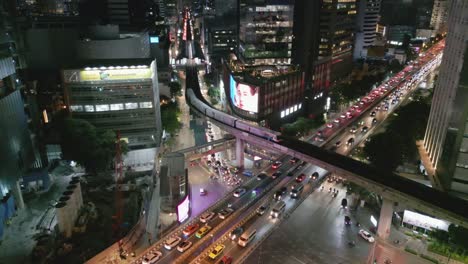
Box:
left=319, top=0, right=357, bottom=81
left=238, top=0, right=294, bottom=65
left=422, top=0, right=468, bottom=195
left=62, top=26, right=162, bottom=169
left=354, top=0, right=381, bottom=59
left=0, top=1, right=40, bottom=211
left=430, top=0, right=448, bottom=36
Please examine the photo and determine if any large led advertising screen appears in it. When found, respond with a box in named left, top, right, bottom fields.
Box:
left=229, top=75, right=259, bottom=113
left=177, top=195, right=190, bottom=223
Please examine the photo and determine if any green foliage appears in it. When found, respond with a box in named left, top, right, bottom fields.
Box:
left=448, top=224, right=468, bottom=249
left=364, top=133, right=404, bottom=171
left=419, top=254, right=439, bottom=264
left=405, top=247, right=418, bottom=255
left=428, top=242, right=468, bottom=263
left=280, top=115, right=325, bottom=137
left=330, top=73, right=386, bottom=107
left=430, top=229, right=449, bottom=243
left=169, top=81, right=182, bottom=97
left=363, top=100, right=431, bottom=171
left=161, top=101, right=182, bottom=135
left=61, top=118, right=124, bottom=174
left=389, top=59, right=404, bottom=73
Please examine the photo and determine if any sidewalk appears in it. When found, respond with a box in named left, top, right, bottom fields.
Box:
left=348, top=204, right=465, bottom=264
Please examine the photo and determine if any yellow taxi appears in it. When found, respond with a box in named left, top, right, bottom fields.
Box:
left=208, top=244, right=226, bottom=259
left=195, top=225, right=212, bottom=238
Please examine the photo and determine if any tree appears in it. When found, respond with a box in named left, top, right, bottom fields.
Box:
left=448, top=225, right=468, bottom=249
left=364, top=133, right=404, bottom=172
left=61, top=118, right=125, bottom=174
left=161, top=101, right=182, bottom=135
left=169, top=81, right=182, bottom=97
left=389, top=59, right=404, bottom=73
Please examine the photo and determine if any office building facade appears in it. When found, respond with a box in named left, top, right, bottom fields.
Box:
left=430, top=0, right=448, bottom=36
left=319, top=0, right=357, bottom=81
left=422, top=0, right=468, bottom=195
left=223, top=59, right=304, bottom=127
left=238, top=0, right=294, bottom=65
left=354, top=0, right=381, bottom=59
left=63, top=60, right=162, bottom=168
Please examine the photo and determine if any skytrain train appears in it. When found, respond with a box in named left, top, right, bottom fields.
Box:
left=186, top=88, right=282, bottom=143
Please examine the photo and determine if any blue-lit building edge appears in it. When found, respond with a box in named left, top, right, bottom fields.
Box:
left=0, top=90, right=35, bottom=239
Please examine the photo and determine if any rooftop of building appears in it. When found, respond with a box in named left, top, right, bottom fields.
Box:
left=227, top=54, right=300, bottom=83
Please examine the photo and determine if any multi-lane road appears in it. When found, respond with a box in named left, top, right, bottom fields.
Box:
left=103, top=11, right=446, bottom=264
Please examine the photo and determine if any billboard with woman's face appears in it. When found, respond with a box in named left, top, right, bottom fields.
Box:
left=229, top=75, right=259, bottom=113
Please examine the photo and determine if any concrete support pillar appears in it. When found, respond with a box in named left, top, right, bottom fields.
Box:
left=12, top=180, right=25, bottom=209
left=236, top=137, right=244, bottom=168
left=377, top=199, right=394, bottom=240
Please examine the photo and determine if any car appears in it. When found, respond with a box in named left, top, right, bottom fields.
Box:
left=209, top=244, right=226, bottom=259
left=316, top=130, right=323, bottom=136
left=142, top=251, right=162, bottom=264
left=219, top=255, right=233, bottom=264
left=287, top=171, right=294, bottom=177
left=361, top=126, right=368, bottom=133
left=359, top=229, right=375, bottom=243
left=344, top=216, right=351, bottom=225
left=335, top=141, right=342, bottom=147
left=340, top=114, right=346, bottom=119
left=326, top=123, right=334, bottom=128
left=372, top=118, right=377, bottom=124
left=218, top=208, right=234, bottom=219
left=233, top=188, right=247, bottom=197
left=177, top=240, right=192, bottom=253
left=310, top=172, right=319, bottom=180
left=347, top=114, right=354, bottom=119
left=333, top=118, right=340, bottom=124
left=296, top=174, right=306, bottom=183
left=370, top=111, right=376, bottom=117
left=272, top=161, right=282, bottom=169
left=359, top=101, right=365, bottom=105
left=273, top=190, right=283, bottom=201
left=290, top=157, right=300, bottom=164
left=183, top=223, right=200, bottom=236
left=350, top=127, right=357, bottom=133
left=272, top=171, right=282, bottom=179
left=256, top=204, right=269, bottom=215
left=346, top=137, right=355, bottom=146
left=164, top=236, right=181, bottom=250
left=230, top=226, right=244, bottom=240
left=195, top=225, right=212, bottom=238
left=200, top=188, right=207, bottom=196
left=256, top=173, right=267, bottom=180
left=200, top=211, right=215, bottom=223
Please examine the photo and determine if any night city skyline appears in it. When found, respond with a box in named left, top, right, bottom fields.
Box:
left=0, top=0, right=468, bottom=264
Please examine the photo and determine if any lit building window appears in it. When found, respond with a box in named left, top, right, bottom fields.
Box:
left=70, top=105, right=83, bottom=112
left=84, top=105, right=95, bottom=112
left=95, top=104, right=110, bottom=112
left=140, top=102, right=153, bottom=108
left=125, top=103, right=138, bottom=110
left=110, top=104, right=124, bottom=111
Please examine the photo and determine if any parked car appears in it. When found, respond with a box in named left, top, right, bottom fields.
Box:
left=359, top=229, right=375, bottom=243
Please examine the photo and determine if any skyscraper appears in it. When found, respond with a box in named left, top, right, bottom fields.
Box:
left=354, top=0, right=381, bottom=59
left=422, top=0, right=468, bottom=195
left=318, top=0, right=357, bottom=81
left=430, top=0, right=448, bottom=36
left=238, top=0, right=295, bottom=65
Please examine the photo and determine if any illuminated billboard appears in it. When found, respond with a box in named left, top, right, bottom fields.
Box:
left=229, top=75, right=259, bottom=113
left=403, top=210, right=450, bottom=231
left=177, top=195, right=190, bottom=223
left=67, top=68, right=152, bottom=82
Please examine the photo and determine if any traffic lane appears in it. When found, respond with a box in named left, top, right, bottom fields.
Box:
left=184, top=175, right=297, bottom=264
left=156, top=178, right=272, bottom=264
left=244, top=181, right=372, bottom=264
left=205, top=166, right=326, bottom=263
left=193, top=165, right=325, bottom=264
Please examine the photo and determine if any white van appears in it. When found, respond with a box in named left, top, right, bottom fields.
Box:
left=270, top=201, right=286, bottom=218
left=238, top=229, right=257, bottom=247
